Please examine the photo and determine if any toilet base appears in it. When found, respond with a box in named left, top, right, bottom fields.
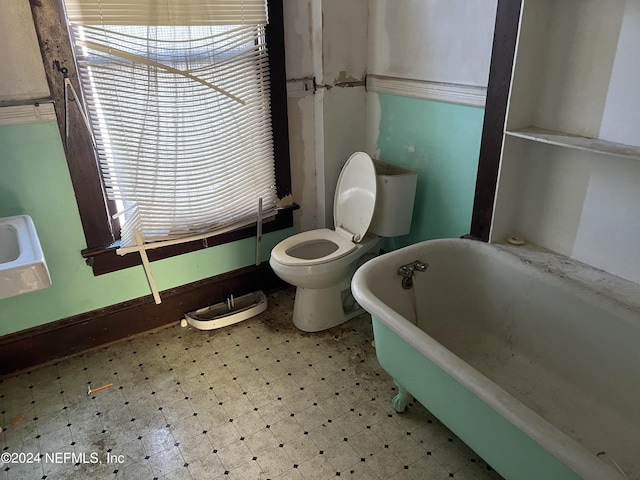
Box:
left=292, top=281, right=363, bottom=332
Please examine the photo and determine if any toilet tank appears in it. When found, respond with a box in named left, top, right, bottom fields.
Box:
left=368, top=160, right=418, bottom=237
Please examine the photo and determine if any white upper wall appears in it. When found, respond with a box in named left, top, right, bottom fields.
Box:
left=0, top=0, right=50, bottom=102
left=322, top=0, right=368, bottom=84
left=368, top=0, right=497, bottom=86
left=283, top=0, right=316, bottom=79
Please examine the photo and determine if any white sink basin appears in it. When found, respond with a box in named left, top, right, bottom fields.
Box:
left=0, top=215, right=51, bottom=300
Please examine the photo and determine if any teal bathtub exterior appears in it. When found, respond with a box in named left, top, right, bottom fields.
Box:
left=372, top=318, right=580, bottom=480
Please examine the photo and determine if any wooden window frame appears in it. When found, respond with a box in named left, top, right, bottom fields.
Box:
left=30, top=0, right=293, bottom=275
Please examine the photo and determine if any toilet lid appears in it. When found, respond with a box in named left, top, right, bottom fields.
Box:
left=333, top=152, right=377, bottom=243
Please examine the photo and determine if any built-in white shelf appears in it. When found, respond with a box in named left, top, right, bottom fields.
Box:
left=505, top=127, right=640, bottom=161
left=491, top=0, right=640, bottom=284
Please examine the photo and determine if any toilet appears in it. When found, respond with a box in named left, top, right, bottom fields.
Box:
left=270, top=152, right=417, bottom=332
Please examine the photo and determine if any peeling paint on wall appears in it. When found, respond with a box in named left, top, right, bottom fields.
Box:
left=374, top=93, right=484, bottom=249
left=334, top=71, right=366, bottom=87
left=283, top=0, right=314, bottom=79
left=287, top=95, right=318, bottom=232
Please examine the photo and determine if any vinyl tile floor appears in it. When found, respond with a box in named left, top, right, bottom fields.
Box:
left=0, top=288, right=503, bottom=480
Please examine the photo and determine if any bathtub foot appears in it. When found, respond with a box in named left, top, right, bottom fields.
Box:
left=392, top=380, right=411, bottom=413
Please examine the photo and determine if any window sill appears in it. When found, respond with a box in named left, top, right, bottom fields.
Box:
left=81, top=206, right=297, bottom=276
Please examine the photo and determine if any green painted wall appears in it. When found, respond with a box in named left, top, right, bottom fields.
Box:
left=375, top=94, right=484, bottom=250
left=0, top=121, right=292, bottom=336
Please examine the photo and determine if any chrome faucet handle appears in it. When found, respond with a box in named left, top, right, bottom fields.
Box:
left=413, top=261, right=428, bottom=272
left=397, top=265, right=414, bottom=277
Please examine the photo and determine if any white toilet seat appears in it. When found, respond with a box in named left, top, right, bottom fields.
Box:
left=271, top=228, right=356, bottom=266
left=272, top=151, right=378, bottom=269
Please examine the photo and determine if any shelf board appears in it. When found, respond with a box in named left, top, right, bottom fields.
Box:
left=505, top=127, right=640, bottom=160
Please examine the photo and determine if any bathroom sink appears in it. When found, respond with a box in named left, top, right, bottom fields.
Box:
left=0, top=215, right=51, bottom=300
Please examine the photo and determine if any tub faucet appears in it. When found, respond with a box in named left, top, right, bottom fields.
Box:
left=398, top=260, right=429, bottom=289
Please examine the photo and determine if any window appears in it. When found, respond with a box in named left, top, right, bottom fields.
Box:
left=30, top=0, right=292, bottom=275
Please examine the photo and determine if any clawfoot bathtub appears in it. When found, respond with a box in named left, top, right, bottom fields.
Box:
left=352, top=239, right=640, bottom=480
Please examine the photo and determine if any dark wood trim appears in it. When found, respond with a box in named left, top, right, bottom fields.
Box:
left=29, top=0, right=117, bottom=248
left=469, top=0, right=523, bottom=241
left=267, top=0, right=293, bottom=199
left=0, top=263, right=288, bottom=378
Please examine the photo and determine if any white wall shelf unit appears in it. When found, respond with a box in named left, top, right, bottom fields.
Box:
left=490, top=0, right=640, bottom=284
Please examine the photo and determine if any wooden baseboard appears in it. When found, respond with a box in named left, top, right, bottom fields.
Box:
left=0, top=263, right=287, bottom=378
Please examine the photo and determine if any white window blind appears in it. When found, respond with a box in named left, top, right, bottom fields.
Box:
left=64, top=0, right=277, bottom=252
